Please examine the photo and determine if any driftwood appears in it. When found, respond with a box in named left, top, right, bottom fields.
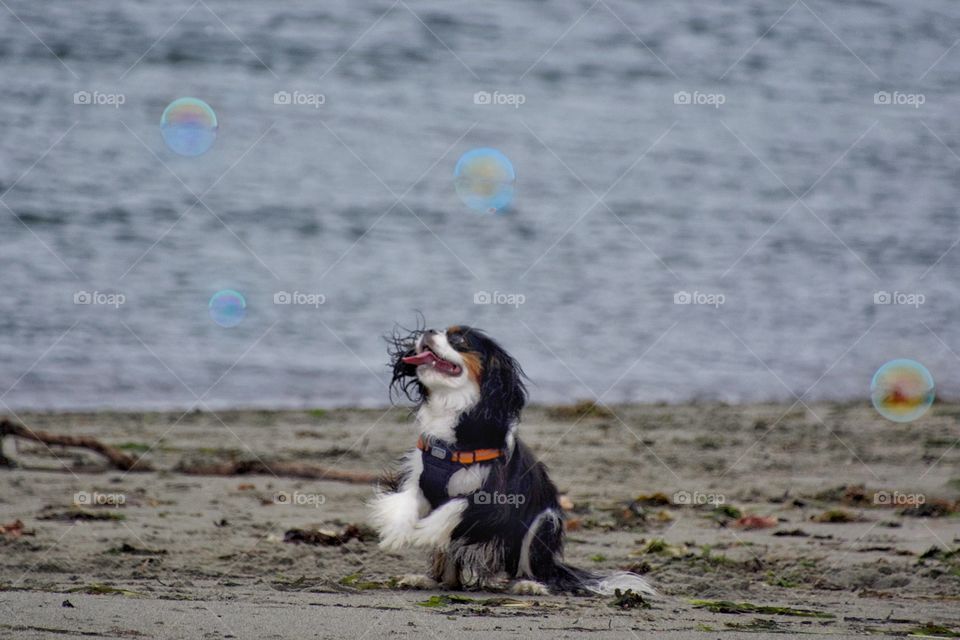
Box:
left=0, top=418, right=151, bottom=471
left=177, top=459, right=376, bottom=484
left=0, top=418, right=376, bottom=484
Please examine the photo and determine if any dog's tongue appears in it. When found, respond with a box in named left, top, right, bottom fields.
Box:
left=402, top=351, right=438, bottom=366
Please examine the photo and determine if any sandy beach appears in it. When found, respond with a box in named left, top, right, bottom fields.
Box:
left=1, top=403, right=958, bottom=639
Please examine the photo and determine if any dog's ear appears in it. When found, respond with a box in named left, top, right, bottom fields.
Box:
left=386, top=324, right=427, bottom=405
left=478, top=342, right=527, bottom=425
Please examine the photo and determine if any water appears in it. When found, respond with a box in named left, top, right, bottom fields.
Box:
left=2, top=0, right=960, bottom=411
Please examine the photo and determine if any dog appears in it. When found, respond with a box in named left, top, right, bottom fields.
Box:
left=369, top=323, right=654, bottom=596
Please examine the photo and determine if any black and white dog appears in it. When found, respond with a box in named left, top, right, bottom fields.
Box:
left=369, top=324, right=653, bottom=596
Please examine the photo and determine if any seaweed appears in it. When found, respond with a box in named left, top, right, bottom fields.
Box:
left=907, top=623, right=960, bottom=637
left=639, top=538, right=690, bottom=557
left=417, top=594, right=478, bottom=607
left=65, top=583, right=142, bottom=597
left=115, top=442, right=153, bottom=453
left=338, top=573, right=397, bottom=590
left=416, top=594, right=538, bottom=609
left=284, top=524, right=376, bottom=546
left=38, top=509, right=125, bottom=522
left=609, top=588, right=650, bottom=610
left=712, top=504, right=742, bottom=520
left=545, top=400, right=614, bottom=421
left=106, top=543, right=167, bottom=556
left=811, top=509, right=863, bottom=523
left=690, top=599, right=835, bottom=618
left=724, top=618, right=780, bottom=630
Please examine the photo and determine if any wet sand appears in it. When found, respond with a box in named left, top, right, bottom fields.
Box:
left=1, top=403, right=959, bottom=639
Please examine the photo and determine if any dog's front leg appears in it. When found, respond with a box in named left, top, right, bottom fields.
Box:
left=431, top=549, right=463, bottom=589
left=410, top=498, right=467, bottom=548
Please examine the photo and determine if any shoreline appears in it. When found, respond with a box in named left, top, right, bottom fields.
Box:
left=6, top=396, right=960, bottom=417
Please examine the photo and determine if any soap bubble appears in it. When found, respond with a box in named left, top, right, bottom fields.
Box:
left=161, top=97, right=218, bottom=157
left=454, top=148, right=515, bottom=213
left=209, top=289, right=246, bottom=328
left=870, top=359, right=934, bottom=423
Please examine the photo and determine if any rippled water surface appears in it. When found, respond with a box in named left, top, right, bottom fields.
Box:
left=2, top=1, right=960, bottom=410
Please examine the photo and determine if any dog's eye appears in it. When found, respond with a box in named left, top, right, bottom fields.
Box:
left=448, top=333, right=465, bottom=346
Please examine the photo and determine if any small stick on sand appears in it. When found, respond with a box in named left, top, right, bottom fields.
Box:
left=176, top=459, right=376, bottom=484
left=0, top=418, right=152, bottom=472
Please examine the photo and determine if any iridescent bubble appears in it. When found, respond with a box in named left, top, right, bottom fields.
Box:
left=209, top=289, right=246, bottom=328
left=454, top=148, right=515, bottom=214
left=161, top=97, right=218, bottom=157
left=870, top=359, right=935, bottom=423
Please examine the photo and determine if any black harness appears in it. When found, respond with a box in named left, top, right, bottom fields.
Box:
left=417, top=434, right=506, bottom=509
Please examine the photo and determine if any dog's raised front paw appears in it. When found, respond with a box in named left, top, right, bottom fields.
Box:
left=378, top=532, right=409, bottom=552
left=410, top=499, right=467, bottom=548
left=377, top=521, right=413, bottom=551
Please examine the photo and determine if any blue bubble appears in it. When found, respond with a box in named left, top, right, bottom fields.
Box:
left=161, top=98, right=218, bottom=157
left=209, top=289, right=246, bottom=328
left=454, top=148, right=515, bottom=213
left=871, top=359, right=935, bottom=423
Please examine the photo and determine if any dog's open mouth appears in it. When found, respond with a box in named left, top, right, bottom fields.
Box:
left=402, top=345, right=462, bottom=376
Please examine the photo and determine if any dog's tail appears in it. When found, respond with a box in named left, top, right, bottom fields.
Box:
left=522, top=509, right=655, bottom=596
left=551, top=563, right=655, bottom=596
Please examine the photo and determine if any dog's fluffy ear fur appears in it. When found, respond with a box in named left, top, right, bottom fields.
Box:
left=446, top=327, right=527, bottom=449
left=386, top=318, right=427, bottom=405
left=469, top=331, right=527, bottom=426
left=488, top=347, right=527, bottom=423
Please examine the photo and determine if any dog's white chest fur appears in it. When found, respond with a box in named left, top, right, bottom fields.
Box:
left=415, top=391, right=490, bottom=496
left=415, top=386, right=479, bottom=442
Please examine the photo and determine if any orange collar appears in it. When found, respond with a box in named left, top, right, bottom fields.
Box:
left=417, top=434, right=504, bottom=465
